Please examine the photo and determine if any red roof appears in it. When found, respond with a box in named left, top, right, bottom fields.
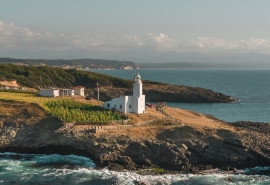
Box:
left=0, top=80, right=20, bottom=87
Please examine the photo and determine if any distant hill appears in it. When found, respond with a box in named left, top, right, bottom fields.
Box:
left=0, top=58, right=139, bottom=70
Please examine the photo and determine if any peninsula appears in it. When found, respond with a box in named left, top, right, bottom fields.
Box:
left=0, top=92, right=269, bottom=173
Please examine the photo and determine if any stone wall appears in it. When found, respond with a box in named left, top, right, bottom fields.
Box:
left=86, top=119, right=157, bottom=133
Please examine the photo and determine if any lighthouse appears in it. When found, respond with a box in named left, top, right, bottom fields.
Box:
left=103, top=73, right=145, bottom=114
left=132, top=73, right=145, bottom=114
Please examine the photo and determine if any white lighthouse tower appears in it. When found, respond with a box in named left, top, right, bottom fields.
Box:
left=132, top=73, right=145, bottom=114
left=103, top=73, right=145, bottom=114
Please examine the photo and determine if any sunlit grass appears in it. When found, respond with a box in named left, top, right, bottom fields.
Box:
left=0, top=91, right=48, bottom=105
left=0, top=91, right=70, bottom=112
left=0, top=91, right=124, bottom=124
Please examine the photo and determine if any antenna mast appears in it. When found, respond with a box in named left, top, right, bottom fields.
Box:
left=40, top=75, right=42, bottom=89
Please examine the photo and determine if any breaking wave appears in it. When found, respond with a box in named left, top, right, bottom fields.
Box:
left=0, top=153, right=269, bottom=185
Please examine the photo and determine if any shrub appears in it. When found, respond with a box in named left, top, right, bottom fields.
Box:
left=45, top=99, right=124, bottom=124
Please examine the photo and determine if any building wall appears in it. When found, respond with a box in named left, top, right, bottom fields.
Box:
left=125, top=96, right=133, bottom=113
left=104, top=94, right=145, bottom=114
left=39, top=89, right=59, bottom=97
left=74, top=87, right=85, bottom=96
left=133, top=95, right=145, bottom=114
left=104, top=96, right=134, bottom=113
left=61, top=89, right=74, bottom=96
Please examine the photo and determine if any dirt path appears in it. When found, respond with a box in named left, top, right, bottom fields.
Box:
left=164, top=107, right=236, bottom=131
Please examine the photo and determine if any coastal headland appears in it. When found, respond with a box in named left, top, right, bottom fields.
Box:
left=0, top=93, right=269, bottom=173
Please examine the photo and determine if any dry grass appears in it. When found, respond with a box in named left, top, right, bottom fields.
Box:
left=164, top=107, right=236, bottom=132
left=0, top=107, right=13, bottom=116
left=96, top=105, right=237, bottom=139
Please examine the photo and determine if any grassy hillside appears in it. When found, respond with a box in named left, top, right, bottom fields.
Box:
left=0, top=64, right=132, bottom=89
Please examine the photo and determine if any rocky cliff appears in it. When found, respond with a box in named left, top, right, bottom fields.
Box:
left=0, top=100, right=269, bottom=173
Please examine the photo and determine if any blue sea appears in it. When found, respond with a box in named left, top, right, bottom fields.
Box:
left=1, top=69, right=269, bottom=184
left=94, top=69, right=270, bottom=123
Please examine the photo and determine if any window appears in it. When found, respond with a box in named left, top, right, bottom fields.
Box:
left=120, top=105, right=122, bottom=109
left=107, top=103, right=110, bottom=108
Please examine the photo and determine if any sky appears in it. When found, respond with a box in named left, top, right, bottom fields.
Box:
left=1, top=0, right=270, bottom=64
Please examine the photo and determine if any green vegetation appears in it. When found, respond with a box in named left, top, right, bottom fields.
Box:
left=151, top=168, right=165, bottom=174
left=0, top=63, right=132, bottom=89
left=138, top=168, right=166, bottom=175
left=45, top=100, right=124, bottom=124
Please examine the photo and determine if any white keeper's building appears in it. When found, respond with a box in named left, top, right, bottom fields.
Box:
left=103, top=73, right=145, bottom=114
left=39, top=88, right=60, bottom=97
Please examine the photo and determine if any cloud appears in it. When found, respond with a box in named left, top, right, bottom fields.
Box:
left=0, top=21, right=176, bottom=52
left=65, top=32, right=175, bottom=52
left=1, top=21, right=270, bottom=56
left=240, top=38, right=270, bottom=51
left=0, top=21, right=71, bottom=51
left=144, top=33, right=175, bottom=49
left=193, top=37, right=237, bottom=50
left=189, top=37, right=270, bottom=54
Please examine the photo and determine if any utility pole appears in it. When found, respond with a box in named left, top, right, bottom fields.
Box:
left=97, top=82, right=99, bottom=103
left=39, top=75, right=42, bottom=89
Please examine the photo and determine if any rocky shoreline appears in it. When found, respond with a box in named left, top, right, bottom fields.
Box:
left=0, top=100, right=269, bottom=174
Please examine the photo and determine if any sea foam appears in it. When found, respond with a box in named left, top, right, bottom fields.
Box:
left=0, top=153, right=269, bottom=185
